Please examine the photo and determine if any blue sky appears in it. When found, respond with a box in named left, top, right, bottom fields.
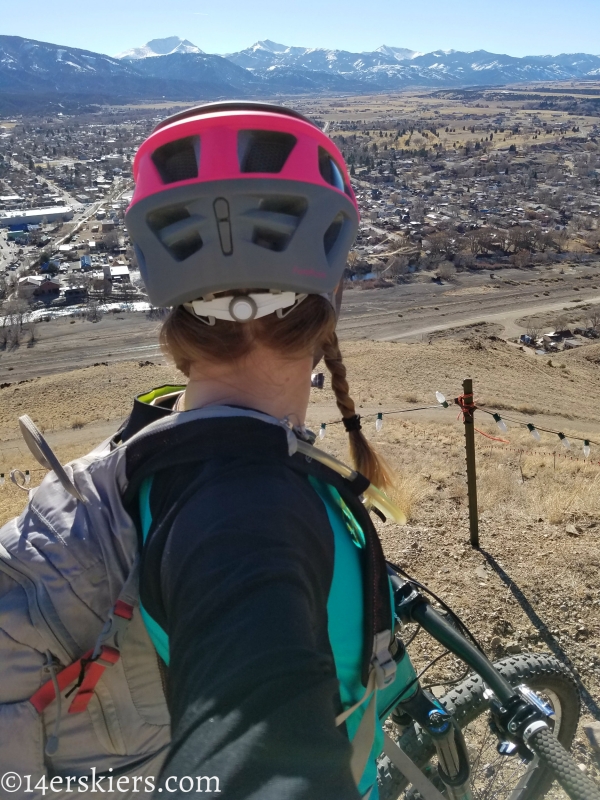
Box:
left=5, top=0, right=600, bottom=57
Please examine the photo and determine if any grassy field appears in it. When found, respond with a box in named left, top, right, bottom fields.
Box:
left=293, top=88, right=599, bottom=153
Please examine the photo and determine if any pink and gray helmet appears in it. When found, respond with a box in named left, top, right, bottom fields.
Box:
left=125, top=101, right=359, bottom=320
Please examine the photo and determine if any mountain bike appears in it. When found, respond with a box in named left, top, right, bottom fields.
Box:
left=376, top=566, right=599, bottom=800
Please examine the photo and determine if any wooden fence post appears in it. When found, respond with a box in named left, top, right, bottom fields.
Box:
left=461, top=378, right=480, bottom=549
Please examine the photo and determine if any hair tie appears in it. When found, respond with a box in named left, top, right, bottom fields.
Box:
left=342, top=414, right=362, bottom=433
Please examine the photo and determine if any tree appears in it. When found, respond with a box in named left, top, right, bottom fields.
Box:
left=347, top=251, right=359, bottom=269
left=510, top=250, right=532, bottom=268
left=3, top=298, right=29, bottom=329
left=587, top=309, right=600, bottom=331
left=85, top=298, right=103, bottom=323
left=429, top=231, right=455, bottom=259
left=101, top=230, right=120, bottom=251
left=466, top=230, right=484, bottom=256
left=26, top=321, right=37, bottom=345
left=554, top=314, right=569, bottom=333
left=437, top=261, right=456, bottom=281
left=386, top=255, right=409, bottom=278
left=555, top=230, right=569, bottom=253
left=534, top=231, right=555, bottom=253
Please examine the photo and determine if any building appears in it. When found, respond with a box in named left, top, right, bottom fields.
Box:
left=7, top=230, right=28, bottom=242
left=103, top=264, right=130, bottom=283
left=90, top=271, right=109, bottom=290
left=0, top=206, right=74, bottom=228
left=18, top=276, right=61, bottom=299
left=0, top=195, right=22, bottom=208
left=64, top=286, right=89, bottom=303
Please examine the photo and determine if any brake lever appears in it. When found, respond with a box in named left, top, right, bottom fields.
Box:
left=485, top=685, right=554, bottom=763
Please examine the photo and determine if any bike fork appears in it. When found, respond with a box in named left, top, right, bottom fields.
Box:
left=431, top=722, right=472, bottom=800
left=393, top=687, right=473, bottom=800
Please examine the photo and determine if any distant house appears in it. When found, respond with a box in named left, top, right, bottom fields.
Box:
left=90, top=271, right=109, bottom=291
left=563, top=338, right=584, bottom=350
left=103, top=264, right=130, bottom=283
left=542, top=331, right=561, bottom=344
left=64, top=286, right=89, bottom=303
left=0, top=206, right=73, bottom=227
left=18, top=276, right=61, bottom=299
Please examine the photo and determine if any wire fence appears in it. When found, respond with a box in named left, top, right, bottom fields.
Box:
left=3, top=380, right=600, bottom=547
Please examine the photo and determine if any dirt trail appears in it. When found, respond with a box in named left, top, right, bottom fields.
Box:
left=379, top=293, right=600, bottom=342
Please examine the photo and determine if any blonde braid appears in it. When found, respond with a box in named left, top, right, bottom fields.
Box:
left=322, top=332, right=392, bottom=491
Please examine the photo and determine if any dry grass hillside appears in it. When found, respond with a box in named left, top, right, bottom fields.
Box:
left=1, top=335, right=599, bottom=787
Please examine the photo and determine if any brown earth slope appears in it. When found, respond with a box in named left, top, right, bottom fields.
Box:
left=0, top=337, right=599, bottom=791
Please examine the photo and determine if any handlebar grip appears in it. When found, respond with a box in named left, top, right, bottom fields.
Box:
left=528, top=726, right=600, bottom=800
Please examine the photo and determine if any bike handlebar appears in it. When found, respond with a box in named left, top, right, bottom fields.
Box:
left=388, top=570, right=600, bottom=800
left=407, top=597, right=516, bottom=704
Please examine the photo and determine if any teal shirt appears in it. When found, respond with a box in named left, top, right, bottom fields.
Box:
left=309, top=478, right=417, bottom=798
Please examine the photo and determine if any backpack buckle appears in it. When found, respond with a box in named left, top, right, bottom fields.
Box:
left=372, top=630, right=396, bottom=689
left=91, top=600, right=134, bottom=660
left=67, top=646, right=121, bottom=714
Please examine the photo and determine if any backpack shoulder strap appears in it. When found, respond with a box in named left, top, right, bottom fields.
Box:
left=288, top=450, right=397, bottom=688
left=17, top=415, right=86, bottom=501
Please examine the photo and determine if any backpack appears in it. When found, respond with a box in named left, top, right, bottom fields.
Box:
left=0, top=414, right=170, bottom=799
left=0, top=399, right=398, bottom=798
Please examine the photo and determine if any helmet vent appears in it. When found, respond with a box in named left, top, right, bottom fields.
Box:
left=152, top=136, right=200, bottom=184
left=248, top=196, right=307, bottom=252
left=238, top=131, right=297, bottom=173
left=318, top=148, right=346, bottom=192
left=323, top=212, right=345, bottom=256
left=147, top=205, right=203, bottom=262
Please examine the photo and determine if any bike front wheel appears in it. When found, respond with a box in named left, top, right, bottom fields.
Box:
left=378, top=652, right=580, bottom=800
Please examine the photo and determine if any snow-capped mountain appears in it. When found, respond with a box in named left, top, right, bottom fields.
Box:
left=0, top=35, right=258, bottom=111
left=0, top=35, right=143, bottom=94
left=225, top=41, right=600, bottom=85
left=226, top=40, right=422, bottom=72
left=2, top=34, right=600, bottom=114
left=116, top=37, right=204, bottom=60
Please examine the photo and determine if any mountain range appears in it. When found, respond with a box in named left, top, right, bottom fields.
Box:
left=1, top=34, right=599, bottom=114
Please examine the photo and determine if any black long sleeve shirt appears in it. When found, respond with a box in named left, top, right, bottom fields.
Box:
left=139, top=446, right=362, bottom=800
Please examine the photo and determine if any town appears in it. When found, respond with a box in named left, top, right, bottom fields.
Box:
left=1, top=87, right=600, bottom=355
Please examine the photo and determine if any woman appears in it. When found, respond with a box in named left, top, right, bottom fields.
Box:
left=125, top=102, right=408, bottom=800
